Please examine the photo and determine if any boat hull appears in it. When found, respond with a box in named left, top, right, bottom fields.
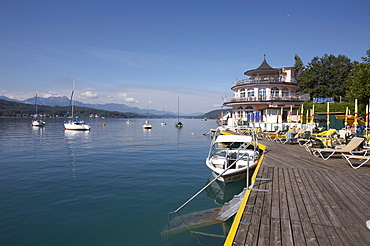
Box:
left=142, top=124, right=152, bottom=129
left=32, top=120, right=45, bottom=126
left=207, top=161, right=258, bottom=185
left=64, top=122, right=90, bottom=130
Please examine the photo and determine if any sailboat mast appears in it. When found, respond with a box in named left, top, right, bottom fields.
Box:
left=65, top=79, right=75, bottom=121
left=34, top=91, right=38, bottom=116
left=177, top=96, right=179, bottom=121
left=71, top=79, right=76, bottom=118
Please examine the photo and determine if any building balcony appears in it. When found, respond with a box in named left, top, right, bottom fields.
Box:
left=224, top=93, right=310, bottom=105
left=234, top=76, right=297, bottom=86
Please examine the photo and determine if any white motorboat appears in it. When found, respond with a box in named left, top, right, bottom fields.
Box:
left=205, top=133, right=265, bottom=184
left=64, top=79, right=90, bottom=131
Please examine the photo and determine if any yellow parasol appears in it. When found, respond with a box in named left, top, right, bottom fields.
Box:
left=353, top=99, right=358, bottom=126
left=280, top=107, right=283, bottom=123
left=310, top=104, right=315, bottom=124
left=300, top=104, right=304, bottom=123
left=306, top=109, right=309, bottom=124
left=366, top=104, right=369, bottom=137
left=344, top=107, right=348, bottom=127
left=335, top=115, right=366, bottom=126
left=296, top=109, right=299, bottom=123
left=326, top=102, right=330, bottom=129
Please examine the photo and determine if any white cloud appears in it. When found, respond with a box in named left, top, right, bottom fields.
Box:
left=79, top=91, right=99, bottom=99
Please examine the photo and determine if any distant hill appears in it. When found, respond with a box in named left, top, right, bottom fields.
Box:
left=204, top=109, right=230, bottom=119
left=0, top=96, right=221, bottom=118
left=0, top=99, right=143, bottom=118
left=20, top=96, right=178, bottom=116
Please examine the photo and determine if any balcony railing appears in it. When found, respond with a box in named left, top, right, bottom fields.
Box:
left=224, top=93, right=310, bottom=104
left=234, top=76, right=297, bottom=86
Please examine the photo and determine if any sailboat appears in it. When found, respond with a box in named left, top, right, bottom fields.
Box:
left=31, top=91, right=45, bottom=126
left=161, top=102, right=166, bottom=125
left=175, top=97, right=183, bottom=128
left=64, top=79, right=91, bottom=131
left=126, top=116, right=131, bottom=124
left=142, top=106, right=152, bottom=129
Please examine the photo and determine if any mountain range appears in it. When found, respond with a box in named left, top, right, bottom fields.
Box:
left=0, top=96, right=204, bottom=116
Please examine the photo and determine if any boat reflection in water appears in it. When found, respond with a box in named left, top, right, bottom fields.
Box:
left=162, top=175, right=249, bottom=241
left=205, top=175, right=247, bottom=205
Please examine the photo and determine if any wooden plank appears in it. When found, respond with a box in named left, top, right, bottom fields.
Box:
left=288, top=168, right=317, bottom=245
left=292, top=169, right=320, bottom=225
left=233, top=166, right=267, bottom=244
left=256, top=167, right=273, bottom=245
left=269, top=217, right=281, bottom=246
left=322, top=170, right=369, bottom=227
left=269, top=167, right=282, bottom=246
left=313, top=169, right=370, bottom=245
left=244, top=166, right=269, bottom=246
left=278, top=168, right=289, bottom=220
left=280, top=219, right=294, bottom=246
left=297, top=169, right=332, bottom=226
left=230, top=136, right=370, bottom=245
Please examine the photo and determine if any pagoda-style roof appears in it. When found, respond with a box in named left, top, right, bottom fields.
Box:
left=244, top=57, right=279, bottom=76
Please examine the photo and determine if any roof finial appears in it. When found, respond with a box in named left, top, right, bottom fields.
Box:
left=264, top=54, right=266, bottom=60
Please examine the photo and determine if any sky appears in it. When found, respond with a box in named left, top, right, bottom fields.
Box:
left=0, top=0, right=369, bottom=114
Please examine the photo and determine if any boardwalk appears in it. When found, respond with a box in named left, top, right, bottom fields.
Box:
left=226, top=139, right=370, bottom=245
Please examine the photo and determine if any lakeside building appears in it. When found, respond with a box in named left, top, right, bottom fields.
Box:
left=223, top=57, right=310, bottom=129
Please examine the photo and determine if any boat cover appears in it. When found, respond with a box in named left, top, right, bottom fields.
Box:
left=215, top=135, right=252, bottom=143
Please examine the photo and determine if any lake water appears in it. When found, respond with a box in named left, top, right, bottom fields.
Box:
left=0, top=118, right=247, bottom=246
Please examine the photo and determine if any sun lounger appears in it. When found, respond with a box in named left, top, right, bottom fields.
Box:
left=310, top=137, right=364, bottom=160
left=341, top=154, right=370, bottom=169
left=276, top=129, right=304, bottom=144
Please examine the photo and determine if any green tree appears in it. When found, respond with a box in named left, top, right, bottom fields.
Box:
left=298, top=54, right=355, bottom=101
left=293, top=54, right=304, bottom=82
left=346, top=49, right=370, bottom=112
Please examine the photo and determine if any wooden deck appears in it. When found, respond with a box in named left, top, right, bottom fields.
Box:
left=226, top=139, right=370, bottom=245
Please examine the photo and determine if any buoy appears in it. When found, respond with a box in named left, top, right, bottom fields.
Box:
left=102, top=124, right=106, bottom=126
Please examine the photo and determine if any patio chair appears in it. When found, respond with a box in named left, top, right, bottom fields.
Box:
left=276, top=129, right=305, bottom=144
left=263, top=129, right=281, bottom=141
left=312, top=128, right=337, bottom=137
left=310, top=137, right=364, bottom=160
left=341, top=154, right=370, bottom=169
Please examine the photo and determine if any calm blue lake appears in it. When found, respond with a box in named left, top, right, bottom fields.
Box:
left=0, top=118, right=245, bottom=246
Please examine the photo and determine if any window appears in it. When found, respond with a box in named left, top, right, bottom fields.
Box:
left=245, top=106, right=253, bottom=114
left=271, top=87, right=279, bottom=98
left=258, top=87, right=266, bottom=100
left=247, top=88, right=255, bottom=98
left=240, top=89, right=245, bottom=98
left=282, top=88, right=289, bottom=97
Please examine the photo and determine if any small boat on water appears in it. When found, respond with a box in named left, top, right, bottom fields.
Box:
left=205, top=132, right=265, bottom=184
left=142, top=119, right=152, bottom=129
left=174, top=96, right=183, bottom=128
left=64, top=79, right=90, bottom=131
left=142, top=106, right=152, bottom=129
left=31, top=92, right=45, bottom=126
left=175, top=121, right=183, bottom=128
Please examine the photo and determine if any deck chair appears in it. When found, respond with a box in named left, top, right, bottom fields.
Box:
left=312, top=128, right=337, bottom=137
left=263, top=130, right=281, bottom=141
left=341, top=154, right=370, bottom=169
left=310, top=137, right=364, bottom=160
left=276, top=129, right=305, bottom=144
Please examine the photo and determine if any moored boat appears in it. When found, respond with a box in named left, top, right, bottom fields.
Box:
left=142, top=119, right=152, bottom=129
left=64, top=79, right=90, bottom=131
left=205, top=131, right=265, bottom=184
left=31, top=92, right=45, bottom=126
